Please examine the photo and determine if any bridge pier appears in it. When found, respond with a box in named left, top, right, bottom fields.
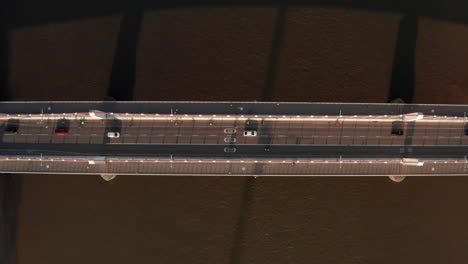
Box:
left=389, top=98, right=405, bottom=104
left=388, top=98, right=408, bottom=183
left=388, top=175, right=406, bottom=183
left=100, top=174, right=117, bottom=181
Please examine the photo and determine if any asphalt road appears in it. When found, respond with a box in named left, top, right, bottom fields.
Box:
left=1, top=143, right=468, bottom=159
left=2, top=118, right=468, bottom=146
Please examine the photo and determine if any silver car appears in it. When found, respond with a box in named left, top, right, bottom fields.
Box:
left=107, top=132, right=120, bottom=138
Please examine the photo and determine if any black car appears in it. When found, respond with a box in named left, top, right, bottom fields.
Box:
left=5, top=119, right=19, bottom=134
left=391, top=121, right=404, bottom=136
left=55, top=119, right=71, bottom=135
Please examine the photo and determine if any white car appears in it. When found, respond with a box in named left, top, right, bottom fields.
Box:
left=107, top=131, right=120, bottom=138
left=243, top=130, right=257, bottom=136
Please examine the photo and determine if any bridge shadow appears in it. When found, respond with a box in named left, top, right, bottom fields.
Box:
left=0, top=10, right=9, bottom=101
left=404, top=121, right=416, bottom=153
left=0, top=8, right=18, bottom=262
left=229, top=176, right=256, bottom=264
left=388, top=15, right=419, bottom=104
left=5, top=0, right=468, bottom=29
left=0, top=174, right=21, bottom=264
left=258, top=119, right=272, bottom=145
left=229, top=118, right=271, bottom=264
left=107, top=5, right=144, bottom=101
left=262, top=5, right=288, bottom=101
left=0, top=123, right=6, bottom=144
left=3, top=1, right=468, bottom=106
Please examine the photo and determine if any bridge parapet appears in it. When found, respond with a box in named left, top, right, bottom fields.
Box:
left=0, top=155, right=466, bottom=177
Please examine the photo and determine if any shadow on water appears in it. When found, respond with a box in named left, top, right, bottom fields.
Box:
left=0, top=175, right=21, bottom=264
left=388, top=15, right=419, bottom=104
left=232, top=16, right=282, bottom=251
left=0, top=7, right=19, bottom=264
left=262, top=5, right=288, bottom=101
left=229, top=5, right=288, bottom=254
left=5, top=1, right=468, bottom=29
left=107, top=5, right=144, bottom=101
left=0, top=9, right=9, bottom=101
left=229, top=176, right=256, bottom=264
left=230, top=119, right=271, bottom=264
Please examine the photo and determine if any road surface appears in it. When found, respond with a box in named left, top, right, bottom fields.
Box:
left=1, top=118, right=467, bottom=146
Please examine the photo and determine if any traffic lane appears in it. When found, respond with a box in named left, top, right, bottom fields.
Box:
left=1, top=143, right=468, bottom=159
left=110, top=120, right=468, bottom=146
left=1, top=119, right=106, bottom=144
left=0, top=118, right=410, bottom=138
left=115, top=120, right=467, bottom=147
left=3, top=119, right=468, bottom=146
left=0, top=117, right=376, bottom=137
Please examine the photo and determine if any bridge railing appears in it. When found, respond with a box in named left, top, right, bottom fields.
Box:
left=0, top=111, right=467, bottom=122
left=0, top=155, right=467, bottom=176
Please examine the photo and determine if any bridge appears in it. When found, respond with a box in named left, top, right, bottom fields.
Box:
left=1, top=101, right=468, bottom=181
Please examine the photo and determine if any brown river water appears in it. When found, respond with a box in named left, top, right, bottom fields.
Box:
left=3, top=5, right=468, bottom=264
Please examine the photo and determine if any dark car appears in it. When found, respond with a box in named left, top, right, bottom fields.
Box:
left=391, top=121, right=404, bottom=136
left=55, top=128, right=69, bottom=135
left=55, top=119, right=70, bottom=135
left=5, top=119, right=19, bottom=134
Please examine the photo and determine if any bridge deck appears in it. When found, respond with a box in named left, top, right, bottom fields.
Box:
left=1, top=118, right=467, bottom=146
left=1, top=101, right=468, bottom=176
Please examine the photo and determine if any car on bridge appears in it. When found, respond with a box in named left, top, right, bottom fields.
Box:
left=5, top=119, right=19, bottom=134
left=55, top=119, right=70, bottom=135
left=55, top=128, right=69, bottom=135
left=243, top=130, right=257, bottom=137
left=391, top=121, right=404, bottom=136
left=107, top=132, right=120, bottom=138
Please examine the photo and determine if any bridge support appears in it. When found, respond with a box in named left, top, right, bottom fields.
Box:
left=388, top=175, right=406, bottom=183
left=388, top=98, right=408, bottom=183
left=100, top=174, right=117, bottom=181
left=389, top=98, right=405, bottom=104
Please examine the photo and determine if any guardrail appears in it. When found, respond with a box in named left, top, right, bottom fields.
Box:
left=0, top=155, right=467, bottom=179
left=0, top=111, right=467, bottom=122
left=0, top=155, right=466, bottom=164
